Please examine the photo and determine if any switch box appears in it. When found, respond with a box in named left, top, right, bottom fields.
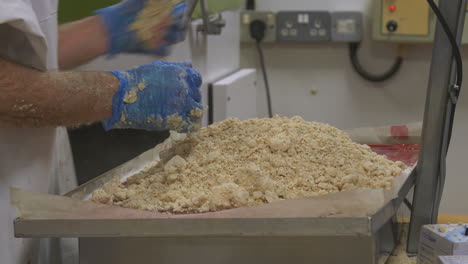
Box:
left=372, top=0, right=435, bottom=43
left=240, top=11, right=276, bottom=43
left=331, top=12, right=363, bottom=42
left=373, top=0, right=468, bottom=44
left=276, top=11, right=331, bottom=42
left=382, top=0, right=431, bottom=36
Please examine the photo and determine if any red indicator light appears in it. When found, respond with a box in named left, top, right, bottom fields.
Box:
left=389, top=5, right=396, bottom=12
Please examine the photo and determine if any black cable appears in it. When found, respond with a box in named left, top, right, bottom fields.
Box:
left=246, top=0, right=255, bottom=10
left=425, top=0, right=464, bottom=220
left=250, top=19, right=273, bottom=118
left=404, top=198, right=413, bottom=212
left=427, top=0, right=463, bottom=153
left=349, top=42, right=403, bottom=82
left=427, top=0, right=463, bottom=89
left=427, top=0, right=463, bottom=151
left=256, top=41, right=273, bottom=118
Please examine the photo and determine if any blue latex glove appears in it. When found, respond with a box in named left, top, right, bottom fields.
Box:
left=103, top=62, right=204, bottom=132
left=96, top=0, right=187, bottom=56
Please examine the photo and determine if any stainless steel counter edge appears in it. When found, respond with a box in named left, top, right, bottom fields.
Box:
left=14, top=217, right=373, bottom=238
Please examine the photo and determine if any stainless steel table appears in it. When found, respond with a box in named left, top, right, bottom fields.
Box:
left=14, top=145, right=415, bottom=264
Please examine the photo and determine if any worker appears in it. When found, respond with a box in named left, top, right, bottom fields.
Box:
left=0, top=0, right=203, bottom=263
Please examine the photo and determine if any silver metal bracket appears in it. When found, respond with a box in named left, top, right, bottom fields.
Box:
left=196, top=0, right=226, bottom=35
left=450, top=84, right=460, bottom=104
left=407, top=0, right=467, bottom=253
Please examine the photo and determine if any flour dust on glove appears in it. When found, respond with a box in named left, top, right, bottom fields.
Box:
left=96, top=0, right=187, bottom=56
left=103, top=62, right=204, bottom=132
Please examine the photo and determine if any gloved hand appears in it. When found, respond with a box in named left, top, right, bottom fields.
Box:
left=95, top=0, right=187, bottom=56
left=103, top=61, right=204, bottom=132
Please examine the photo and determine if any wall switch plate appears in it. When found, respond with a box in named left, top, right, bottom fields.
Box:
left=276, top=11, right=331, bottom=42
left=240, top=11, right=276, bottom=43
left=331, top=12, right=363, bottom=42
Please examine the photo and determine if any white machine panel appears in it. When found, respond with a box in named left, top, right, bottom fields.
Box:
left=211, top=69, right=257, bottom=123
left=189, top=10, right=241, bottom=127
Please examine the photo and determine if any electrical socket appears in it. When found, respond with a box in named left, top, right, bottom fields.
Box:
left=331, top=12, right=363, bottom=42
left=276, top=11, right=331, bottom=42
left=240, top=11, right=277, bottom=43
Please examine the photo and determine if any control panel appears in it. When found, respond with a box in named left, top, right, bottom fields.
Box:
left=373, top=0, right=468, bottom=43
left=381, top=0, right=430, bottom=36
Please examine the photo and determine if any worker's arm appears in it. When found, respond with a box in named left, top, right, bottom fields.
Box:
left=58, top=16, right=109, bottom=70
left=58, top=0, right=187, bottom=70
left=0, top=56, right=118, bottom=127
left=0, top=57, right=203, bottom=131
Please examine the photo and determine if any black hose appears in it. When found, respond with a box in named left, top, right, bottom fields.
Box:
left=349, top=42, right=403, bottom=83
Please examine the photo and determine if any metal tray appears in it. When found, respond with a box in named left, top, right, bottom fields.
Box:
left=14, top=144, right=416, bottom=239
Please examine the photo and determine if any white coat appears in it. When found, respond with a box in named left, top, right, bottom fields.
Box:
left=0, top=0, right=77, bottom=263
